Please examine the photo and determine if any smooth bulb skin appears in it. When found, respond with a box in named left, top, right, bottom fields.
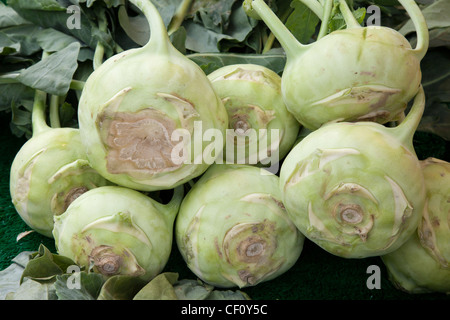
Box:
left=176, top=164, right=304, bottom=288
left=10, top=128, right=111, bottom=237
left=53, top=185, right=183, bottom=281
left=78, top=0, right=228, bottom=191
left=207, top=64, right=300, bottom=166
left=381, top=158, right=450, bottom=294
left=279, top=87, right=427, bottom=258
left=243, top=0, right=429, bottom=130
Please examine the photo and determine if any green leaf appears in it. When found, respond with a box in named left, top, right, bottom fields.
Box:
left=418, top=48, right=450, bottom=140
left=172, top=278, right=250, bottom=300
left=328, top=6, right=366, bottom=33
left=20, top=244, right=77, bottom=284
left=169, top=26, right=187, bottom=54
left=184, top=19, right=233, bottom=52
left=192, top=0, right=237, bottom=34
left=16, top=41, right=80, bottom=96
left=54, top=272, right=105, bottom=300
left=58, top=101, right=76, bottom=127
left=399, top=0, right=450, bottom=36
left=118, top=5, right=149, bottom=47
left=97, top=275, right=147, bottom=300
left=222, top=3, right=254, bottom=43
left=285, top=0, right=319, bottom=44
left=0, top=83, right=34, bottom=111
left=133, top=272, right=179, bottom=300
left=173, top=279, right=214, bottom=300
left=7, top=0, right=67, bottom=11
left=0, top=31, right=20, bottom=55
left=0, top=251, right=33, bottom=300
left=0, top=2, right=30, bottom=27
left=7, top=0, right=103, bottom=50
left=35, top=28, right=81, bottom=53
left=1, top=24, right=41, bottom=56
left=6, top=279, right=57, bottom=300
left=11, top=101, right=31, bottom=126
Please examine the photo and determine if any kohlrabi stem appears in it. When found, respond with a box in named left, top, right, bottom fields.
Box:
left=161, top=185, right=184, bottom=227
left=398, top=0, right=429, bottom=61
left=49, top=95, right=61, bottom=128
left=115, top=42, right=124, bottom=54
left=31, top=52, right=51, bottom=137
left=167, top=0, right=193, bottom=35
left=317, top=0, right=332, bottom=39
left=338, top=0, right=362, bottom=29
left=390, top=85, right=425, bottom=153
left=93, top=43, right=105, bottom=70
left=93, top=10, right=108, bottom=70
left=299, top=0, right=324, bottom=18
left=129, top=0, right=171, bottom=53
left=250, top=0, right=305, bottom=58
left=262, top=6, right=293, bottom=53
left=70, top=79, right=85, bottom=91
left=31, top=90, right=49, bottom=137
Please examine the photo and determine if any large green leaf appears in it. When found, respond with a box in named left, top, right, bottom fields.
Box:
left=285, top=0, right=319, bottom=44
left=16, top=41, right=80, bottom=96
left=7, top=0, right=103, bottom=50
left=0, top=251, right=33, bottom=300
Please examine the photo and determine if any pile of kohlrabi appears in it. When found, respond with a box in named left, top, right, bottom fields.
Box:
left=4, top=0, right=450, bottom=299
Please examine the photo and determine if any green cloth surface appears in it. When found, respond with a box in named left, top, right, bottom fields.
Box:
left=0, top=111, right=448, bottom=300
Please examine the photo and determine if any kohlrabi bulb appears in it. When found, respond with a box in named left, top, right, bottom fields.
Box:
left=381, top=158, right=450, bottom=294
left=244, top=0, right=429, bottom=130
left=53, top=186, right=183, bottom=281
left=207, top=64, right=300, bottom=169
left=279, top=86, right=427, bottom=258
left=10, top=90, right=111, bottom=238
left=78, top=0, right=228, bottom=191
left=175, top=164, right=304, bottom=288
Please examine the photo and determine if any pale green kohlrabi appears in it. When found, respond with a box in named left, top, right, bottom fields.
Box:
left=175, top=164, right=304, bottom=288
left=243, top=0, right=429, bottom=130
left=381, top=158, right=450, bottom=294
left=279, top=86, right=427, bottom=258
left=207, top=64, right=300, bottom=170
left=9, top=85, right=111, bottom=238
left=78, top=0, right=228, bottom=192
left=53, top=185, right=183, bottom=281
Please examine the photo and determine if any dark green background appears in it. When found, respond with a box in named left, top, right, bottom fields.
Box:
left=1, top=110, right=449, bottom=300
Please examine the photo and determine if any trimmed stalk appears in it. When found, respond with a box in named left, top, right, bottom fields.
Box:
left=49, top=95, right=61, bottom=128
left=31, top=89, right=50, bottom=137
left=246, top=0, right=306, bottom=58
left=338, top=0, right=362, bottom=29
left=388, top=85, right=425, bottom=154
left=93, top=10, right=108, bottom=70
left=398, top=0, right=429, bottom=60
left=296, top=0, right=323, bottom=18
left=130, top=0, right=170, bottom=54
left=167, top=0, right=194, bottom=35
left=317, top=0, right=332, bottom=40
